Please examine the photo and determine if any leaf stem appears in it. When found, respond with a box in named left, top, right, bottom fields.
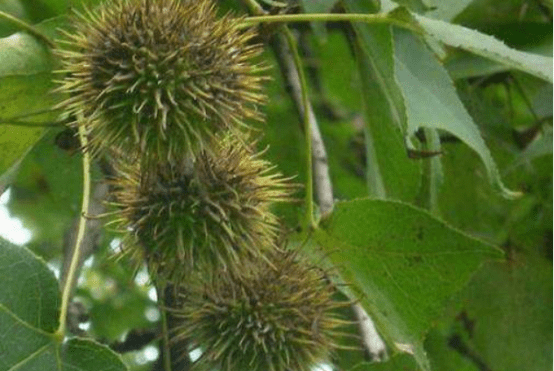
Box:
left=55, top=119, right=90, bottom=340
left=0, top=10, right=55, bottom=48
left=0, top=120, right=62, bottom=127
left=240, top=13, right=420, bottom=33
left=282, top=27, right=315, bottom=228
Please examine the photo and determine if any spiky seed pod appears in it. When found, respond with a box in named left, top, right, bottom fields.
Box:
left=108, top=134, right=295, bottom=280
left=56, top=0, right=265, bottom=163
left=172, top=248, right=352, bottom=371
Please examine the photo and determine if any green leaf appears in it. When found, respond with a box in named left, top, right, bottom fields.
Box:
left=0, top=238, right=59, bottom=334
left=445, top=52, right=512, bottom=80
left=506, top=126, right=553, bottom=172
left=0, top=237, right=128, bottom=371
left=300, top=0, right=337, bottom=12
left=351, top=353, right=419, bottom=370
left=345, top=0, right=421, bottom=201
left=456, top=253, right=552, bottom=371
left=0, top=18, right=62, bottom=181
left=0, top=30, right=54, bottom=75
left=0, top=0, right=29, bottom=37
left=424, top=0, right=474, bottom=21
left=8, top=129, right=83, bottom=258
left=0, top=75, right=54, bottom=177
left=445, top=35, right=553, bottom=80
left=388, top=0, right=434, bottom=14
left=316, top=199, right=503, bottom=370
left=424, top=327, right=479, bottom=371
left=0, top=154, right=23, bottom=195
left=531, top=82, right=553, bottom=119
left=17, top=0, right=68, bottom=22
left=63, top=338, right=129, bottom=371
left=393, top=29, right=519, bottom=199
left=345, top=2, right=406, bottom=133
left=415, top=14, right=553, bottom=83
left=300, top=0, right=337, bottom=39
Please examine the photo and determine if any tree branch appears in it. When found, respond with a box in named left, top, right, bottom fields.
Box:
left=352, top=301, right=387, bottom=361
left=269, top=29, right=387, bottom=362
left=269, top=31, right=333, bottom=216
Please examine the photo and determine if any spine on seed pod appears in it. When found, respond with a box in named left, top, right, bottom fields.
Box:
left=171, top=246, right=354, bottom=371
left=106, top=133, right=296, bottom=281
left=56, top=0, right=266, bottom=165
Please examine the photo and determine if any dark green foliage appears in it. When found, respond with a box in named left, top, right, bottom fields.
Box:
left=0, top=0, right=551, bottom=370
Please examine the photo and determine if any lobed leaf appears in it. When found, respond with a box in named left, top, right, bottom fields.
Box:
left=345, top=0, right=421, bottom=202
left=414, top=14, right=553, bottom=83
left=393, top=29, right=520, bottom=199
left=316, top=199, right=503, bottom=370
left=462, top=249, right=552, bottom=371
left=0, top=16, right=62, bottom=183
left=0, top=237, right=128, bottom=371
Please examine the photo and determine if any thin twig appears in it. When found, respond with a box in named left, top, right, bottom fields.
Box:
left=240, top=13, right=422, bottom=34
left=352, top=302, right=388, bottom=361
left=282, top=26, right=315, bottom=227
left=0, top=120, right=62, bottom=127
left=270, top=28, right=387, bottom=362
left=60, top=182, right=108, bottom=334
left=269, top=31, right=333, bottom=217
left=56, top=118, right=91, bottom=340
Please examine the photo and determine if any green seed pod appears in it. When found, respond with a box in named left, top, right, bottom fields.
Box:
left=56, top=0, right=265, bottom=163
left=108, top=134, right=295, bottom=280
left=173, top=248, right=351, bottom=371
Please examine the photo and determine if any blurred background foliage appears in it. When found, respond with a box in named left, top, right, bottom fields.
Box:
left=0, top=0, right=551, bottom=370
